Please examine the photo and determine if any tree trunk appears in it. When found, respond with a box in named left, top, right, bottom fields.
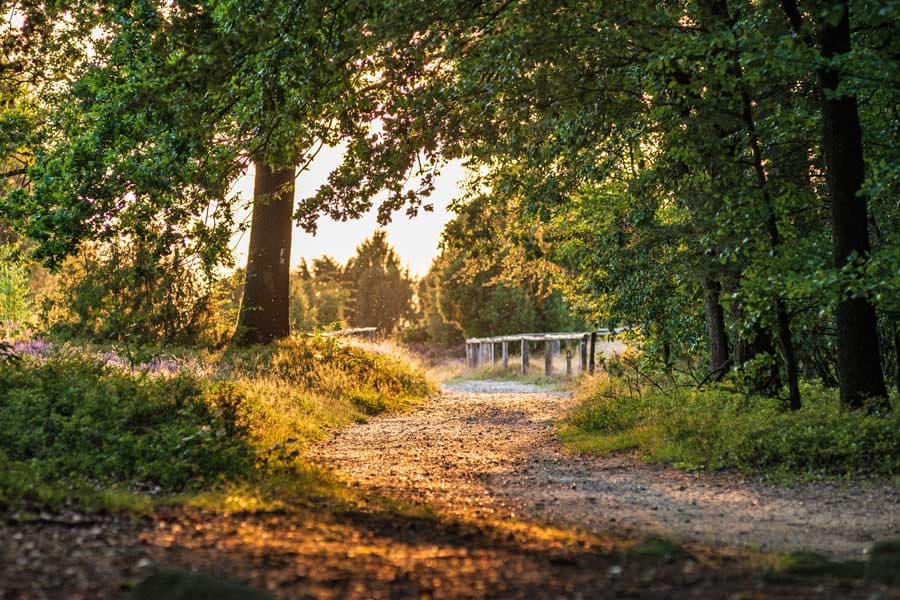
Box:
left=702, top=278, right=730, bottom=375
left=233, top=161, right=295, bottom=345
left=893, top=321, right=900, bottom=394
left=818, top=0, right=888, bottom=408
left=728, top=280, right=782, bottom=395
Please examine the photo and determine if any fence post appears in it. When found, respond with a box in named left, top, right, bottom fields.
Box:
left=544, top=340, right=553, bottom=376
left=489, top=342, right=495, bottom=365
left=589, top=331, right=597, bottom=374
left=502, top=341, right=509, bottom=370
left=566, top=350, right=573, bottom=376
left=580, top=335, right=588, bottom=372
left=521, top=339, right=530, bottom=375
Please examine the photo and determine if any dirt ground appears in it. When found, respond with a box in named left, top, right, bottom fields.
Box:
left=314, top=380, right=900, bottom=560
left=2, top=380, right=899, bottom=599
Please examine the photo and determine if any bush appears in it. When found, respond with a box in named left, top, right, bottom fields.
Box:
left=562, top=376, right=900, bottom=477
left=0, top=336, right=433, bottom=509
left=0, top=354, right=254, bottom=494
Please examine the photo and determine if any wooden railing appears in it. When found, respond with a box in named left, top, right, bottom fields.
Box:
left=464, top=329, right=626, bottom=375
left=319, top=327, right=378, bottom=339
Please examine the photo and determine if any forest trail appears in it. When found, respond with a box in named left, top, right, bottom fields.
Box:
left=314, top=380, right=900, bottom=561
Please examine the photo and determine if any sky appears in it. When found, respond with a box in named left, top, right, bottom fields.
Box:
left=231, top=147, right=466, bottom=278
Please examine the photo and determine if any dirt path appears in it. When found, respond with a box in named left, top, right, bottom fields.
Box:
left=314, top=380, right=900, bottom=560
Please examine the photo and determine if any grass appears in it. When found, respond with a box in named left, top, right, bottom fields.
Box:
left=560, top=374, right=900, bottom=479
left=442, top=362, right=582, bottom=391
left=0, top=335, right=433, bottom=514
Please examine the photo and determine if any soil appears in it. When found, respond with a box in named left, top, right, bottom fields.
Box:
left=315, top=380, right=900, bottom=560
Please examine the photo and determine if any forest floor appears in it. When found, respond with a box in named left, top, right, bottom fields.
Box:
left=3, top=380, right=900, bottom=598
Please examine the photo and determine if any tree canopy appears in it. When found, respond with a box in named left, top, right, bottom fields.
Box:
left=2, top=0, right=898, bottom=407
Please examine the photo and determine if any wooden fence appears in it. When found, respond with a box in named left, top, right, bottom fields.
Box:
left=320, top=327, right=378, bottom=340
left=464, top=329, right=626, bottom=376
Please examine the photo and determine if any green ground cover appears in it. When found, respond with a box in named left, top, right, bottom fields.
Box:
left=561, top=375, right=900, bottom=479
left=0, top=336, right=433, bottom=513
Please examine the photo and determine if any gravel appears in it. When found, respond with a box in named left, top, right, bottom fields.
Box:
left=314, top=380, right=900, bottom=560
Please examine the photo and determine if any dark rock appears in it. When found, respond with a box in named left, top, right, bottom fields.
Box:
left=129, top=569, right=273, bottom=600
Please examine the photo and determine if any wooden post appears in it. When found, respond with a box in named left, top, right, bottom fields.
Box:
left=580, top=335, right=588, bottom=372
left=566, top=350, right=573, bottom=376
left=502, top=341, right=509, bottom=370
left=521, top=339, right=530, bottom=375
left=489, top=342, right=495, bottom=365
left=465, top=343, right=472, bottom=368
left=589, top=331, right=597, bottom=374
left=544, top=340, right=553, bottom=376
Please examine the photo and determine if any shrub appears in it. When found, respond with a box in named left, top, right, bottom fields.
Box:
left=0, top=353, right=254, bottom=493
left=562, top=376, right=900, bottom=477
left=0, top=336, right=432, bottom=509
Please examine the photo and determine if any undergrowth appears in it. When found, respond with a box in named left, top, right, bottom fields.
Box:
left=0, top=336, right=433, bottom=513
left=561, top=375, right=900, bottom=478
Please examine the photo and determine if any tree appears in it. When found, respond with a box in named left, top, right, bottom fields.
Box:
left=427, top=193, right=584, bottom=339
left=776, top=0, right=889, bottom=407
left=357, top=0, right=897, bottom=409
left=343, top=231, right=414, bottom=335
left=2, top=1, right=438, bottom=346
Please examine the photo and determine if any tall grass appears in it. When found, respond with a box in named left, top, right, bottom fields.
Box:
left=0, top=336, right=433, bottom=512
left=561, top=375, right=900, bottom=478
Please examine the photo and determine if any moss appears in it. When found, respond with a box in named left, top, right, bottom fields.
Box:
left=770, top=551, right=865, bottom=581
left=627, top=536, right=691, bottom=562
left=866, top=538, right=900, bottom=586
left=129, top=569, right=272, bottom=600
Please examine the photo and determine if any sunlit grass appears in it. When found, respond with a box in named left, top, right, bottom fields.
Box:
left=0, top=335, right=433, bottom=514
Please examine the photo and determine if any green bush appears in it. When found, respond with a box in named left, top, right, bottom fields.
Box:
left=0, top=337, right=432, bottom=510
left=0, top=354, right=254, bottom=493
left=562, top=377, right=900, bottom=477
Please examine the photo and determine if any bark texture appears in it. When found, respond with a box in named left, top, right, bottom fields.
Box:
left=234, top=161, right=295, bottom=345
left=817, top=1, right=888, bottom=407
left=702, top=278, right=730, bottom=375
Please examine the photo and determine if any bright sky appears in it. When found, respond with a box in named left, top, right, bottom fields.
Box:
left=231, top=147, right=466, bottom=278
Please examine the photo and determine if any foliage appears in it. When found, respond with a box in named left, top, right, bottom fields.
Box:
left=45, top=240, right=231, bottom=346
left=288, top=233, right=415, bottom=336
left=0, top=244, right=33, bottom=335
left=421, top=193, right=585, bottom=341
left=3, top=0, right=898, bottom=403
left=561, top=375, right=900, bottom=478
left=356, top=0, right=899, bottom=405
left=1, top=0, right=438, bottom=269
left=343, top=231, right=415, bottom=334
left=0, top=337, right=431, bottom=510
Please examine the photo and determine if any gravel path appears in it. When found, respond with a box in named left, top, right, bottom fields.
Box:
left=314, top=380, right=900, bottom=560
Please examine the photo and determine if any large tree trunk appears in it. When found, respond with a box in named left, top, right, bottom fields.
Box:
left=818, top=1, right=888, bottom=408
left=702, top=278, right=730, bottom=375
left=233, top=161, right=295, bottom=345
left=893, top=322, right=900, bottom=394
